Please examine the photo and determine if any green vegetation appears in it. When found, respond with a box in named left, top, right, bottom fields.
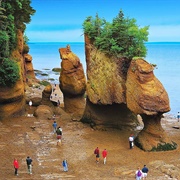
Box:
left=135, top=137, right=177, bottom=152
left=23, top=34, right=30, bottom=54
left=0, top=0, right=35, bottom=59
left=39, top=80, right=51, bottom=86
left=0, top=0, right=35, bottom=86
left=52, top=68, right=61, bottom=72
left=0, top=58, right=20, bottom=86
left=151, top=142, right=177, bottom=152
left=82, top=10, right=149, bottom=59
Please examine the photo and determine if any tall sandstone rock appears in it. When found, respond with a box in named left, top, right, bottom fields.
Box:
left=82, top=35, right=176, bottom=151
left=59, top=45, right=86, bottom=119
left=126, top=58, right=175, bottom=151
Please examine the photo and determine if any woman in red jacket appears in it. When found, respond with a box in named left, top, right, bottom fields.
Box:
left=13, top=158, right=19, bottom=176
left=102, top=149, right=108, bottom=164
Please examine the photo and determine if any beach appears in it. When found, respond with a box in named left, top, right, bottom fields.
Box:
left=1, top=85, right=180, bottom=179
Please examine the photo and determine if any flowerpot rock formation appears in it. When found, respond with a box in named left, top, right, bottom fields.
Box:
left=126, top=58, right=176, bottom=151
left=59, top=45, right=86, bottom=119
left=81, top=35, right=176, bottom=151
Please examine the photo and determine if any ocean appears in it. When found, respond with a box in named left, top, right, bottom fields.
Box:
left=28, top=42, right=180, bottom=117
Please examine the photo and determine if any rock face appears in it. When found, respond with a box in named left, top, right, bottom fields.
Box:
left=82, top=35, right=174, bottom=151
left=59, top=45, right=86, bottom=119
left=0, top=29, right=36, bottom=120
left=126, top=59, right=170, bottom=115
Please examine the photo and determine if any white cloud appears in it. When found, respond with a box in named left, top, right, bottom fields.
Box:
left=149, top=25, right=180, bottom=42
left=26, top=29, right=84, bottom=42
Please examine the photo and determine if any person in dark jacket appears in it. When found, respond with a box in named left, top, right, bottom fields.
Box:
left=142, top=165, right=149, bottom=179
left=26, top=156, right=33, bottom=174
left=56, top=127, right=62, bottom=146
left=94, top=147, right=100, bottom=163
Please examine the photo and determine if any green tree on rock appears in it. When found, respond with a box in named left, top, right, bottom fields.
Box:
left=0, top=0, right=35, bottom=86
left=83, top=9, right=149, bottom=59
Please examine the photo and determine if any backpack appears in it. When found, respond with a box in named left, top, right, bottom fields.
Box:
left=137, top=170, right=142, bottom=177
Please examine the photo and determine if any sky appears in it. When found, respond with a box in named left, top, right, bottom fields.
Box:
left=26, top=0, right=180, bottom=42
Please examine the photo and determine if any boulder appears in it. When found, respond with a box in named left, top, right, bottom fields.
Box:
left=34, top=105, right=53, bottom=119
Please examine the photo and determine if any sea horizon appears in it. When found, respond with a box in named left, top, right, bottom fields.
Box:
left=28, top=41, right=180, bottom=44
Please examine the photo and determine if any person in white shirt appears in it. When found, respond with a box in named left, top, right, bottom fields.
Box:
left=129, top=134, right=134, bottom=149
left=29, top=100, right=32, bottom=109
left=135, top=167, right=143, bottom=180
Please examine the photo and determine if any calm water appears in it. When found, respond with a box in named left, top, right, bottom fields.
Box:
left=28, top=42, right=180, bottom=116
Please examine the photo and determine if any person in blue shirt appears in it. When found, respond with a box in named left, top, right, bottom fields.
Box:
left=52, top=121, right=57, bottom=133
left=62, top=159, right=68, bottom=172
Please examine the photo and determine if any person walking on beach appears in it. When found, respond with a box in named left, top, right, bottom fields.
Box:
left=94, top=147, right=100, bottom=163
left=13, top=158, right=19, bottom=176
left=142, top=165, right=149, bottom=179
left=56, top=126, right=62, bottom=146
left=52, top=121, right=57, bottom=133
left=62, top=159, right=68, bottom=172
left=135, top=167, right=143, bottom=180
left=102, top=149, right=108, bottom=164
left=129, top=134, right=134, bottom=149
left=26, top=156, right=33, bottom=174
left=177, top=112, right=180, bottom=122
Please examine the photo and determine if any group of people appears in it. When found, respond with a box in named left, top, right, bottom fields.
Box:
left=13, top=156, right=33, bottom=176
left=128, top=135, right=149, bottom=179
left=94, top=147, right=108, bottom=164
left=52, top=120, right=63, bottom=146
left=13, top=156, right=68, bottom=175
left=135, top=165, right=149, bottom=180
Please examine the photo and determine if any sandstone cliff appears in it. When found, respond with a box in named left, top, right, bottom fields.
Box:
left=0, top=29, right=35, bottom=119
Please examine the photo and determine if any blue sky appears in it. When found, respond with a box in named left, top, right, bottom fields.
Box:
left=26, top=0, right=180, bottom=42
